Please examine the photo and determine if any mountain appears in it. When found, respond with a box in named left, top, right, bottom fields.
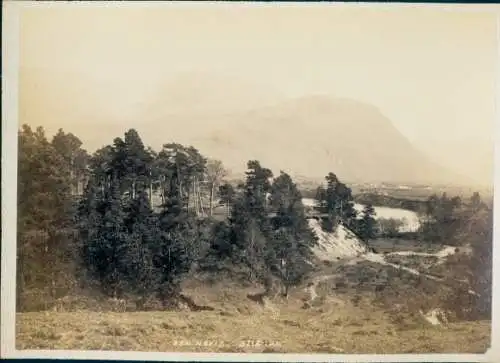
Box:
left=19, top=68, right=473, bottom=186
left=18, top=68, right=285, bottom=150
left=142, top=95, right=470, bottom=186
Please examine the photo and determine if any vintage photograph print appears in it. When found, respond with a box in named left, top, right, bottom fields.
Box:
left=2, top=1, right=498, bottom=360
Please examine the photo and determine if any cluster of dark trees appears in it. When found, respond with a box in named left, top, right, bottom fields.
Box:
left=17, top=125, right=320, bottom=310
left=18, top=125, right=87, bottom=310
left=420, top=192, right=489, bottom=244
left=16, top=124, right=492, bottom=319
left=313, top=172, right=377, bottom=241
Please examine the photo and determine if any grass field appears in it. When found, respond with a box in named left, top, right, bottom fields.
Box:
left=16, top=307, right=490, bottom=353
left=16, top=280, right=490, bottom=353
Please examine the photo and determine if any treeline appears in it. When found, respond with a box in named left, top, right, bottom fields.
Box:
left=354, top=193, right=426, bottom=213
left=17, top=124, right=493, bottom=319
left=419, top=192, right=487, bottom=244
left=17, top=125, right=319, bottom=310
left=18, top=126, right=87, bottom=310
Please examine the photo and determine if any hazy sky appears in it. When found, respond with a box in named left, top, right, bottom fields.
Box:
left=18, top=3, right=498, bottom=184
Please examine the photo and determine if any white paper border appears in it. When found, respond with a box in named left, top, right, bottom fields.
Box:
left=1, top=2, right=499, bottom=362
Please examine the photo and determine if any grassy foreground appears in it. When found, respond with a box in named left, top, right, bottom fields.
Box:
left=16, top=286, right=490, bottom=354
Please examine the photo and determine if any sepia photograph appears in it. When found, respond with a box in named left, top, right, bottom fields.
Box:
left=1, top=1, right=498, bottom=361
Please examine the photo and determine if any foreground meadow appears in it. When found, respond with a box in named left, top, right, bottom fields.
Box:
left=16, top=280, right=490, bottom=354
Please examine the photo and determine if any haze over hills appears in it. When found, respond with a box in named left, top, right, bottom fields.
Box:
left=143, top=95, right=473, bottom=186
left=144, top=71, right=286, bottom=116
left=19, top=67, right=286, bottom=144
left=20, top=68, right=481, bottom=187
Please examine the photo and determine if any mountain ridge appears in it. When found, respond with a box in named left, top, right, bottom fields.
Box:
left=144, top=95, right=470, bottom=186
left=19, top=68, right=477, bottom=187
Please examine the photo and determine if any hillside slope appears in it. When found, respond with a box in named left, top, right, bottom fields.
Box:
left=158, top=95, right=467, bottom=185
left=309, top=219, right=367, bottom=261
left=20, top=68, right=469, bottom=185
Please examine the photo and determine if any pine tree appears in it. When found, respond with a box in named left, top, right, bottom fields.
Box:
left=122, top=191, right=159, bottom=307
left=358, top=204, right=377, bottom=242
left=155, top=143, right=207, bottom=213
left=335, top=182, right=357, bottom=229
left=322, top=173, right=339, bottom=231
left=51, top=129, right=90, bottom=196
left=110, top=129, right=154, bottom=200
left=244, top=219, right=269, bottom=281
left=154, top=207, right=196, bottom=305
left=89, top=145, right=115, bottom=197
left=227, top=195, right=253, bottom=264
left=226, top=161, right=273, bottom=280
left=208, top=221, right=233, bottom=261
left=243, top=160, right=273, bottom=219
left=268, top=172, right=317, bottom=297
left=18, top=125, right=72, bottom=231
left=17, top=125, right=74, bottom=307
left=78, top=177, right=105, bottom=290
left=315, top=172, right=357, bottom=232
left=242, top=161, right=273, bottom=248
left=152, top=154, right=202, bottom=304
left=97, top=178, right=129, bottom=297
